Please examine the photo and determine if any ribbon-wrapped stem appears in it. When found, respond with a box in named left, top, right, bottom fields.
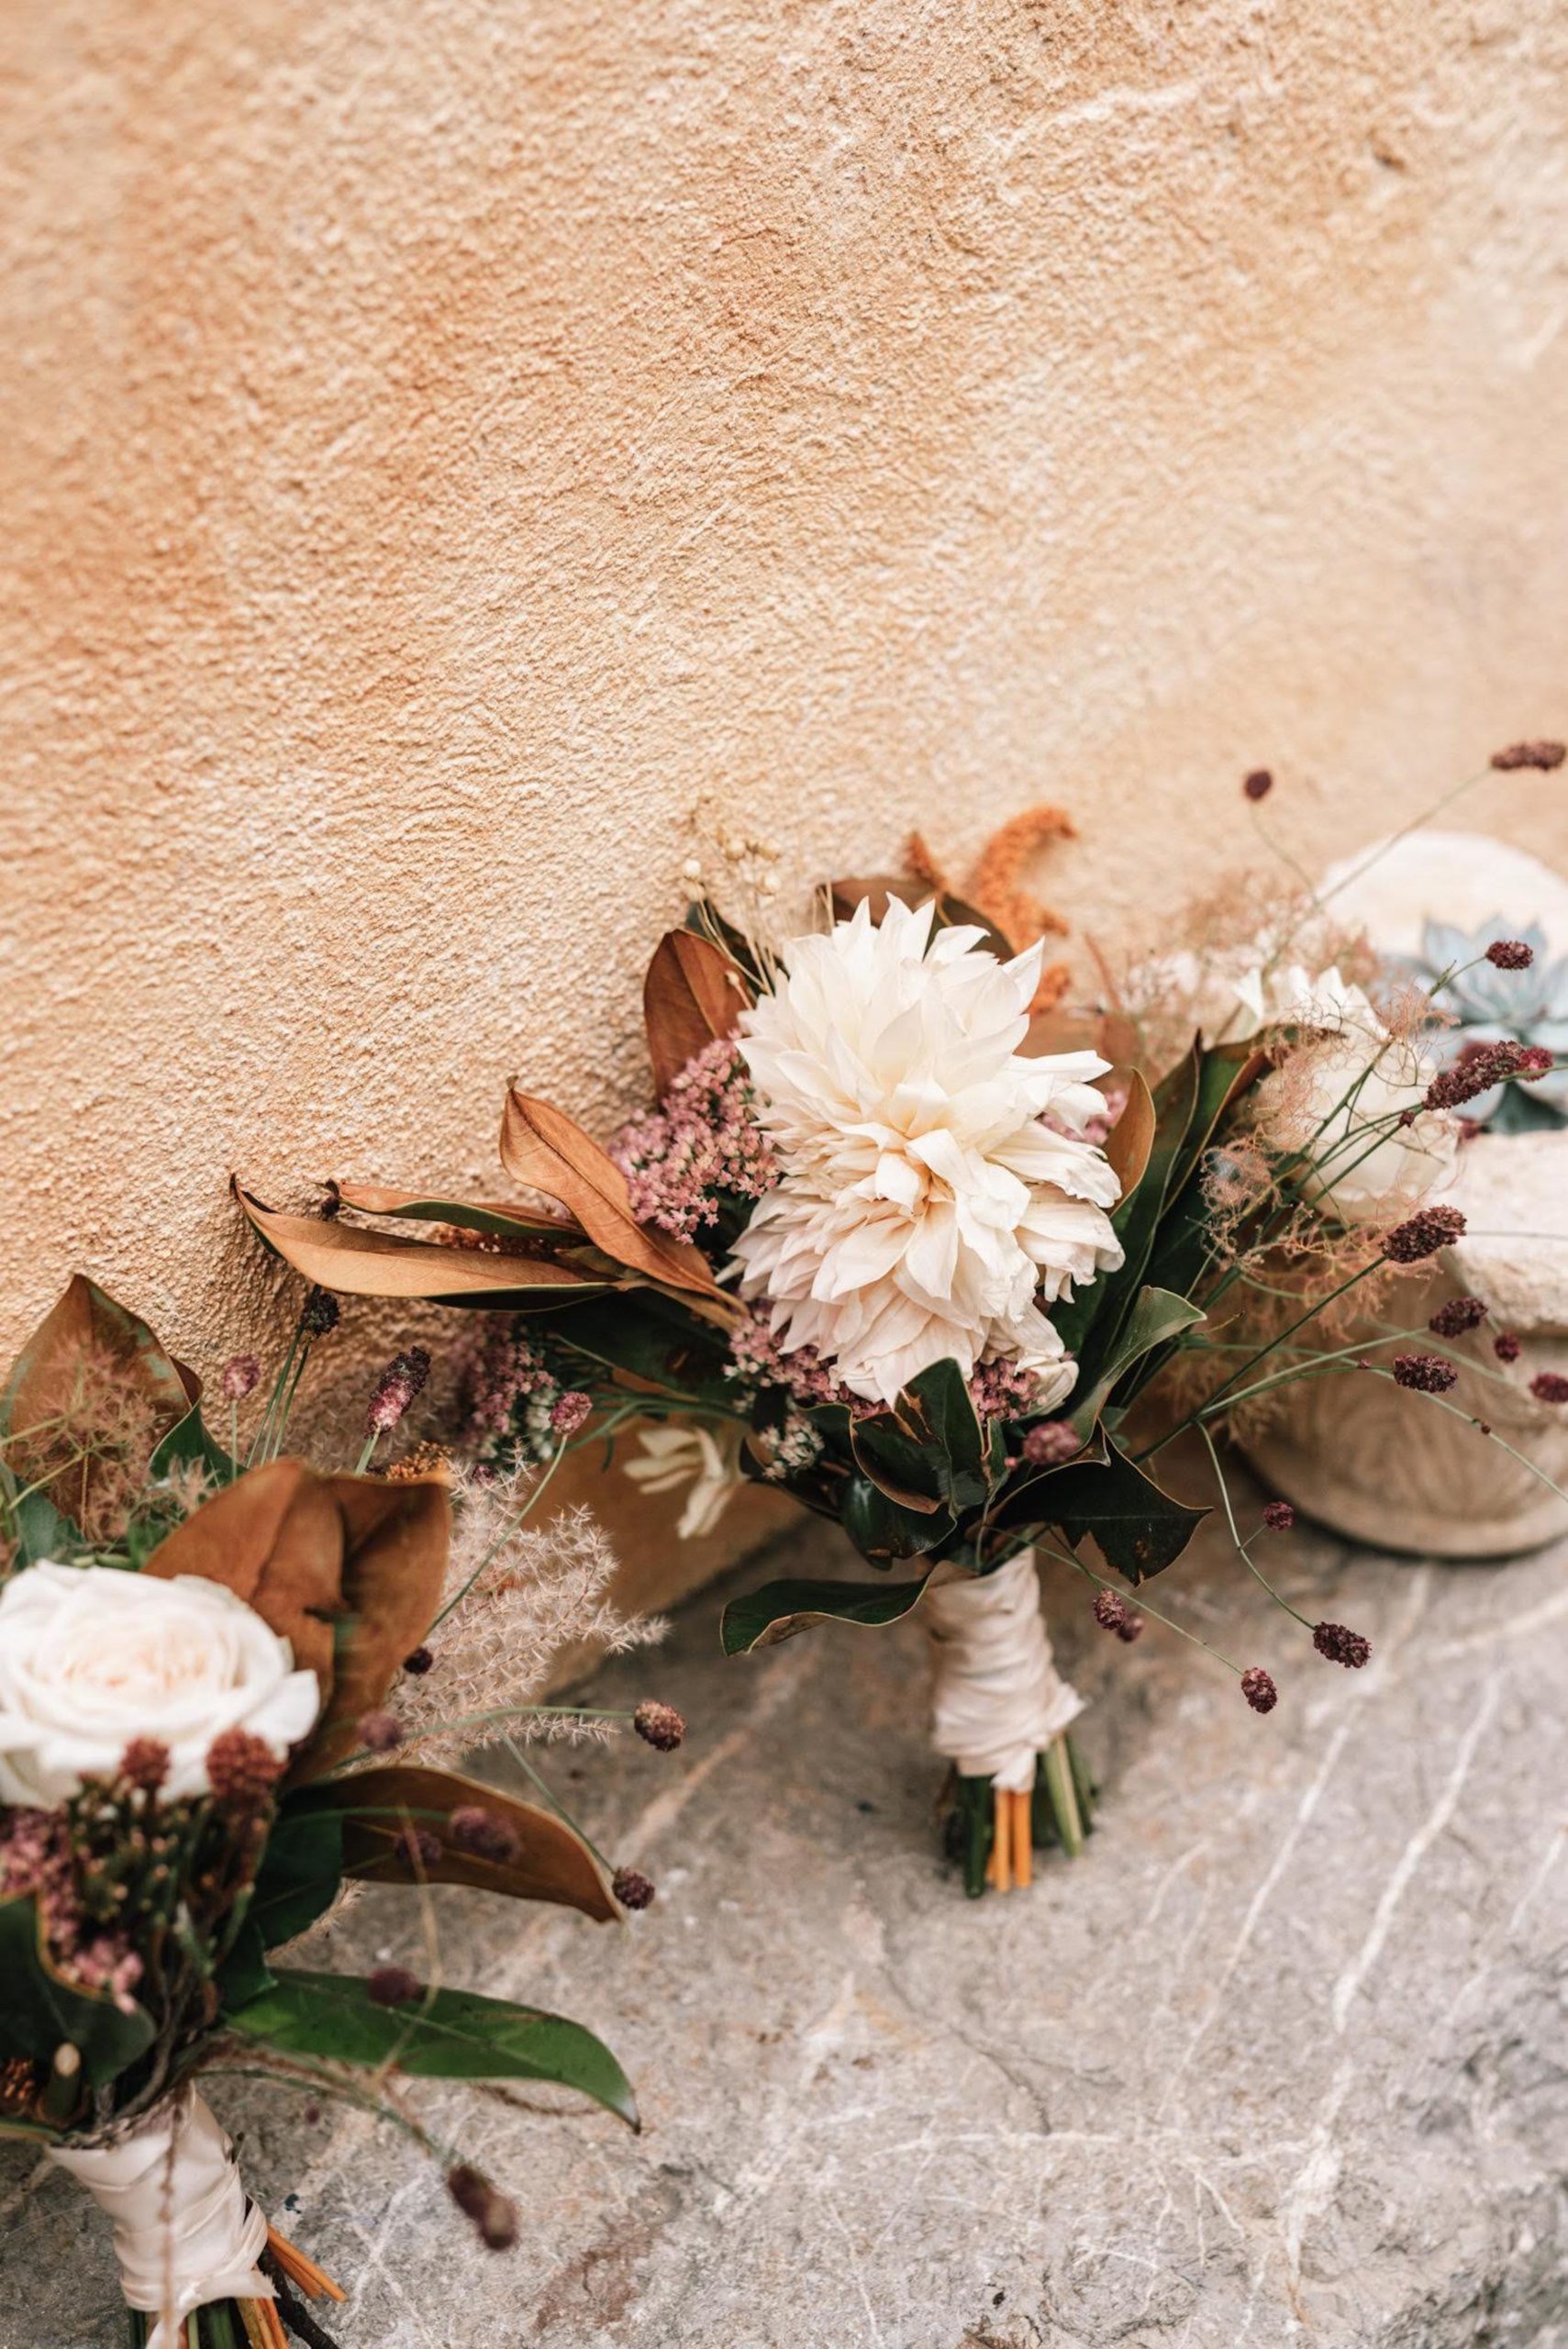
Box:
left=48, top=2087, right=272, bottom=2349
left=926, top=1549, right=1091, bottom=1895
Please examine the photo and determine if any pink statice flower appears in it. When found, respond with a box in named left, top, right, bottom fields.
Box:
left=967, top=1358, right=1050, bottom=1421
left=611, top=1040, right=777, bottom=1242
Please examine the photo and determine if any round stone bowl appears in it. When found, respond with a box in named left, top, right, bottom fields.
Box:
left=1241, top=829, right=1568, bottom=1557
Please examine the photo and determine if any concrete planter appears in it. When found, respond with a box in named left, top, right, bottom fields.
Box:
left=1242, top=829, right=1568, bottom=1556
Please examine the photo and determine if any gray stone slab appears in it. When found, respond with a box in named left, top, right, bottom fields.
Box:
left=5, top=1504, right=1567, bottom=2346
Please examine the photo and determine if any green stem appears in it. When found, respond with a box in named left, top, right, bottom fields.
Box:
left=1197, top=1424, right=1314, bottom=1629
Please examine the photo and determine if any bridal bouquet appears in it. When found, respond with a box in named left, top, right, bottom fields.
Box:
left=0, top=1276, right=671, bottom=2345
left=239, top=743, right=1567, bottom=1897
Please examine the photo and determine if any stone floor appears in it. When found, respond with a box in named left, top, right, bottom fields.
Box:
left=6, top=1494, right=1568, bottom=2348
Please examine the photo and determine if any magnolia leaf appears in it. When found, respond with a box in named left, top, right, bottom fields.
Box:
left=0, top=1275, right=191, bottom=1540
left=721, top=1574, right=933, bottom=1653
left=547, top=1293, right=735, bottom=1405
left=1104, top=1068, right=1156, bottom=1201
left=330, top=1181, right=583, bottom=1242
left=144, top=1464, right=449, bottom=1776
left=499, top=1090, right=737, bottom=1320
left=216, top=1921, right=276, bottom=2009
left=244, top=1803, right=347, bottom=1953
left=841, top=1474, right=956, bottom=1562
left=295, top=1765, right=619, bottom=1921
left=228, top=1969, right=639, bottom=2125
left=149, top=1360, right=234, bottom=1486
left=828, top=875, right=1015, bottom=960
left=235, top=1186, right=611, bottom=1307
left=1045, top=1437, right=1208, bottom=1582
left=644, top=929, right=751, bottom=1097
left=1068, top=1286, right=1207, bottom=1435
left=0, top=1896, right=156, bottom=2087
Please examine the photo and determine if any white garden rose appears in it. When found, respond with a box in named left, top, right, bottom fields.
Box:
left=0, top=1563, right=320, bottom=1807
left=1234, top=963, right=1459, bottom=1223
left=729, top=898, right=1124, bottom=1406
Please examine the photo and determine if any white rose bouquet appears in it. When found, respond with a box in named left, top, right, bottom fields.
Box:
left=0, top=1277, right=682, bottom=2345
left=239, top=743, right=1568, bottom=1898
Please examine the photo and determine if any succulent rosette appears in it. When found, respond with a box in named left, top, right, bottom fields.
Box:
left=243, top=763, right=1568, bottom=1899
left=0, top=1279, right=653, bottom=2348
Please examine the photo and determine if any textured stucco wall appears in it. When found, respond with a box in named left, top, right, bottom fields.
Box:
left=3, top=2, right=1567, bottom=1575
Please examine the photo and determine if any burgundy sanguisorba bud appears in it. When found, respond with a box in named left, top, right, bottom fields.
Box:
left=220, top=1353, right=261, bottom=1401
left=298, top=1286, right=340, bottom=1337
left=613, top=1866, right=656, bottom=1910
left=1383, top=1205, right=1467, bottom=1264
left=446, top=2166, right=518, bottom=2252
left=393, top=1825, right=442, bottom=1872
left=1240, top=1667, right=1278, bottom=1715
left=1490, top=740, right=1566, bottom=771
left=367, top=1965, right=421, bottom=2009
left=357, top=1709, right=405, bottom=1753
left=1429, top=1296, right=1487, bottom=1338
left=205, top=1729, right=285, bottom=1808
left=1529, top=1370, right=1568, bottom=1404
left=450, top=1805, right=519, bottom=1864
left=367, top=1348, right=429, bottom=1434
left=1494, top=1330, right=1523, bottom=1364
left=1313, top=1620, right=1371, bottom=1669
left=1391, top=1352, right=1459, bottom=1394
left=119, top=1737, right=172, bottom=1793
left=633, top=1700, right=685, bottom=1752
left=402, top=1645, right=434, bottom=1675
left=1242, top=768, right=1273, bottom=801
left=1262, top=1500, right=1296, bottom=1531
left=1485, top=939, right=1534, bottom=971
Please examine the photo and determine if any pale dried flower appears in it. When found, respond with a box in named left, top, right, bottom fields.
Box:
left=394, top=1475, right=663, bottom=1766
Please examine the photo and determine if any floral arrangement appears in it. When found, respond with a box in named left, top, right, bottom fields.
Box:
left=0, top=1275, right=683, bottom=2345
left=239, top=740, right=1568, bottom=1902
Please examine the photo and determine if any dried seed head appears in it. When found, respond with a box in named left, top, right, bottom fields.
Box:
left=633, top=1699, right=685, bottom=1753
left=1383, top=1205, right=1467, bottom=1264
left=298, top=1286, right=340, bottom=1338
left=1494, top=1330, right=1523, bottom=1364
left=1313, top=1620, right=1371, bottom=1669
left=118, top=1738, right=171, bottom=1794
left=446, top=2165, right=518, bottom=2251
left=1241, top=1667, right=1278, bottom=1714
left=613, top=1866, right=657, bottom=1910
left=393, top=1825, right=442, bottom=1872
left=1485, top=939, right=1534, bottom=970
left=549, top=1391, right=593, bottom=1437
left=205, top=1729, right=285, bottom=1809
left=1261, top=1500, right=1296, bottom=1531
left=1529, top=1371, right=1568, bottom=1404
left=1489, top=740, right=1565, bottom=772
left=220, top=1354, right=261, bottom=1401
left=367, top=1965, right=421, bottom=2009
left=357, top=1709, right=405, bottom=1753
left=402, top=1645, right=434, bottom=1676
left=1391, top=1352, right=1459, bottom=1394
left=449, top=1805, right=520, bottom=1864
left=1429, top=1296, right=1487, bottom=1338
left=1242, top=769, right=1274, bottom=802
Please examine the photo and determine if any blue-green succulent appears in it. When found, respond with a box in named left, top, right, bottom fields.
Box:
left=1400, top=917, right=1568, bottom=1131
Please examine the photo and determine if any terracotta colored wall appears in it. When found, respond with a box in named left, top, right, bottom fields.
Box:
left=4, top=1, right=1567, bottom=1589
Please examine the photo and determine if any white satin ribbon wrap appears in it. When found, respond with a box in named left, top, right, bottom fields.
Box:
left=48, top=2087, right=272, bottom=2346
left=925, top=1550, right=1083, bottom=1792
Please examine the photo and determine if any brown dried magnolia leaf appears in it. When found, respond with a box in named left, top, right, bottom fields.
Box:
left=306, top=1475, right=450, bottom=1776
left=1104, top=1068, right=1156, bottom=1202
left=1, top=1275, right=191, bottom=1540
left=643, top=929, right=751, bottom=1097
left=498, top=1089, right=735, bottom=1314
left=317, top=1764, right=618, bottom=1922
left=330, top=1182, right=582, bottom=1242
left=143, top=1459, right=344, bottom=1698
left=233, top=1185, right=613, bottom=1304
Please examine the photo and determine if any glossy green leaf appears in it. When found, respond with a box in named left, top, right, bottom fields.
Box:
left=0, top=1897, right=156, bottom=2087
left=149, top=1364, right=234, bottom=1487
left=228, top=1969, right=638, bottom=2126
left=245, top=1804, right=346, bottom=1953
left=841, top=1473, right=955, bottom=1563
left=721, top=1573, right=933, bottom=1653
left=215, top=1920, right=275, bottom=2010
left=1067, top=1286, right=1207, bottom=1434
left=547, top=1292, right=735, bottom=1405
left=1042, top=1437, right=1208, bottom=1582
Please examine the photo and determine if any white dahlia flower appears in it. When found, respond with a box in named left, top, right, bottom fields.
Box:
left=728, top=899, right=1124, bottom=1407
